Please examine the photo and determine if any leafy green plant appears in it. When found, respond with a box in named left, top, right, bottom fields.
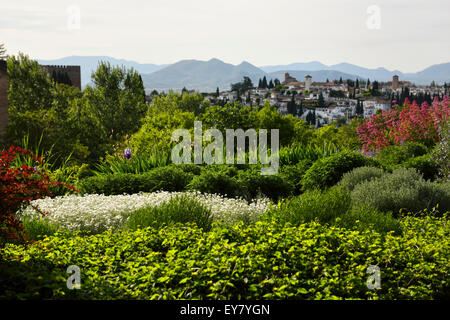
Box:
left=78, top=166, right=192, bottom=195
left=336, top=205, right=401, bottom=235
left=21, top=216, right=59, bottom=241
left=124, top=195, right=213, bottom=232
left=402, top=154, right=439, bottom=181
left=338, top=166, right=384, bottom=191
left=2, top=215, right=449, bottom=300
left=93, top=151, right=171, bottom=175
left=268, top=186, right=352, bottom=226
left=375, top=142, right=428, bottom=167
left=351, top=167, right=450, bottom=216
left=279, top=159, right=312, bottom=194
left=279, top=142, right=340, bottom=166
left=237, top=169, right=294, bottom=201
left=187, top=166, right=243, bottom=198
left=301, top=151, right=379, bottom=190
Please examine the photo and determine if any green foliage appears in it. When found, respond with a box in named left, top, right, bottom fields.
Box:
left=78, top=166, right=192, bottom=195
left=269, top=186, right=352, bottom=226
left=124, top=195, right=213, bottom=232
left=237, top=169, right=294, bottom=201
left=431, top=121, right=450, bottom=181
left=93, top=151, right=171, bottom=175
left=279, top=142, right=339, bottom=166
left=187, top=166, right=242, bottom=198
left=278, top=160, right=312, bottom=194
left=130, top=108, right=195, bottom=154
left=83, top=62, right=147, bottom=143
left=336, top=205, right=401, bottom=235
left=301, top=151, right=379, bottom=190
left=376, top=142, right=428, bottom=167
left=269, top=187, right=351, bottom=225
left=351, top=168, right=450, bottom=216
left=2, top=215, right=448, bottom=299
left=338, top=166, right=384, bottom=191
left=402, top=154, right=439, bottom=181
left=22, top=216, right=59, bottom=241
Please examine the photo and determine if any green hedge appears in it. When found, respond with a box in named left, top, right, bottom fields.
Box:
left=78, top=166, right=192, bottom=195
left=301, top=151, right=379, bottom=190
left=1, top=216, right=449, bottom=299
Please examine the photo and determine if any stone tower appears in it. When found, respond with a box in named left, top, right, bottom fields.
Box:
left=0, top=60, right=8, bottom=139
left=392, top=75, right=399, bottom=90
left=305, top=75, right=312, bottom=91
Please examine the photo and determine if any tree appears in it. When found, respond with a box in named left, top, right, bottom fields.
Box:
left=216, top=87, right=220, bottom=97
left=83, top=62, right=147, bottom=143
left=274, top=78, right=281, bottom=86
left=371, top=81, right=380, bottom=96
left=0, top=43, right=6, bottom=60
left=339, top=77, right=343, bottom=84
left=317, top=92, right=325, bottom=108
left=258, top=78, right=262, bottom=89
left=356, top=78, right=359, bottom=88
left=268, top=79, right=274, bottom=89
left=355, top=99, right=364, bottom=117
left=231, top=76, right=253, bottom=95
left=305, top=110, right=316, bottom=126
left=262, top=76, right=268, bottom=89
left=287, top=95, right=297, bottom=115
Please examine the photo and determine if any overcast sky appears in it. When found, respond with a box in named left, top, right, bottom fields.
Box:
left=1, top=0, right=449, bottom=72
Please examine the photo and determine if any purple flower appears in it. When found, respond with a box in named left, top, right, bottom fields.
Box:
left=123, top=148, right=132, bottom=159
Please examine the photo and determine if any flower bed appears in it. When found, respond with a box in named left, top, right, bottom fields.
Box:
left=20, top=192, right=272, bottom=233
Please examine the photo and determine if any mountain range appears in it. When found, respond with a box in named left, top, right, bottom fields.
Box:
left=38, top=56, right=450, bottom=92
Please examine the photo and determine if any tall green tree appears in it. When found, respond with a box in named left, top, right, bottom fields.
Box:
left=83, top=62, right=147, bottom=143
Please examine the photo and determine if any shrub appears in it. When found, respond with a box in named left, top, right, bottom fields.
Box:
left=0, top=146, right=74, bottom=244
left=376, top=142, right=428, bottom=166
left=279, top=159, right=312, bottom=194
left=301, top=151, right=379, bottom=190
left=339, top=166, right=384, bottom=191
left=431, top=121, right=450, bottom=181
left=357, top=97, right=450, bottom=151
left=124, top=195, right=213, bottom=231
left=351, top=167, right=450, bottom=216
left=2, top=215, right=449, bottom=300
left=21, top=216, right=59, bottom=241
left=337, top=205, right=401, bottom=235
left=237, top=169, right=294, bottom=201
left=78, top=166, right=192, bottom=195
left=403, top=154, right=439, bottom=181
left=269, top=186, right=352, bottom=226
left=187, top=168, right=242, bottom=198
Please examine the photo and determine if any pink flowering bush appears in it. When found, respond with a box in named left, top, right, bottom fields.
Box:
left=357, top=97, right=450, bottom=152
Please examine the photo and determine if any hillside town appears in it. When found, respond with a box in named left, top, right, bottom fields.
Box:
left=2, top=55, right=448, bottom=135
left=193, top=73, right=449, bottom=127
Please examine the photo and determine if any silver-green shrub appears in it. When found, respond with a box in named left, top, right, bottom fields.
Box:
left=338, top=166, right=384, bottom=191
left=351, top=167, right=450, bottom=216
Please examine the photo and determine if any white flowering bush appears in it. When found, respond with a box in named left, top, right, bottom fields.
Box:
left=20, top=191, right=272, bottom=233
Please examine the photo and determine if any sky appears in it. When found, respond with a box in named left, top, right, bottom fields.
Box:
left=1, top=0, right=449, bottom=73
